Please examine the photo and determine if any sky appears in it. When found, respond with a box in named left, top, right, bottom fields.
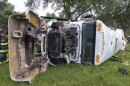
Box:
left=8, top=0, right=56, bottom=16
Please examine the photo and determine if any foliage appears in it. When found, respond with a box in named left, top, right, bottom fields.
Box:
left=26, top=0, right=40, bottom=11
left=26, top=0, right=95, bottom=20
left=46, top=12, right=57, bottom=17
left=0, top=0, right=14, bottom=31
left=94, top=0, right=130, bottom=32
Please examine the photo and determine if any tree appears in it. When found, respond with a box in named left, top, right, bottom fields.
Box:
left=0, top=0, right=14, bottom=31
left=93, top=0, right=130, bottom=33
left=46, top=12, right=57, bottom=17
left=26, top=0, right=95, bottom=20
left=113, top=0, right=130, bottom=32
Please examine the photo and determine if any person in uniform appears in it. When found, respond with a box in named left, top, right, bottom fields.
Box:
left=0, top=29, right=8, bottom=64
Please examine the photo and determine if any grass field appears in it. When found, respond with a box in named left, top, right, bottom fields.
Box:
left=0, top=44, right=130, bottom=86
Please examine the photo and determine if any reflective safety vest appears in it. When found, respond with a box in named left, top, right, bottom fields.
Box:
left=0, top=35, right=8, bottom=53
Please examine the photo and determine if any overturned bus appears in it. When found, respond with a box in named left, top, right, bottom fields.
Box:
left=45, top=18, right=127, bottom=65
left=8, top=11, right=127, bottom=82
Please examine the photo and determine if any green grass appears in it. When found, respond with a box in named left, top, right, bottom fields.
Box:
left=1, top=44, right=130, bottom=86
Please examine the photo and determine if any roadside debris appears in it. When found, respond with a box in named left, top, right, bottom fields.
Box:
left=110, top=55, right=123, bottom=62
left=122, top=60, right=129, bottom=65
left=110, top=55, right=129, bottom=65
left=119, top=68, right=128, bottom=74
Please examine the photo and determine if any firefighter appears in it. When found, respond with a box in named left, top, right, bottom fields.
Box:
left=0, top=29, right=8, bottom=64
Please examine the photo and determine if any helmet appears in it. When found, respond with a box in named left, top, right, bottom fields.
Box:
left=0, top=29, right=5, bottom=34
